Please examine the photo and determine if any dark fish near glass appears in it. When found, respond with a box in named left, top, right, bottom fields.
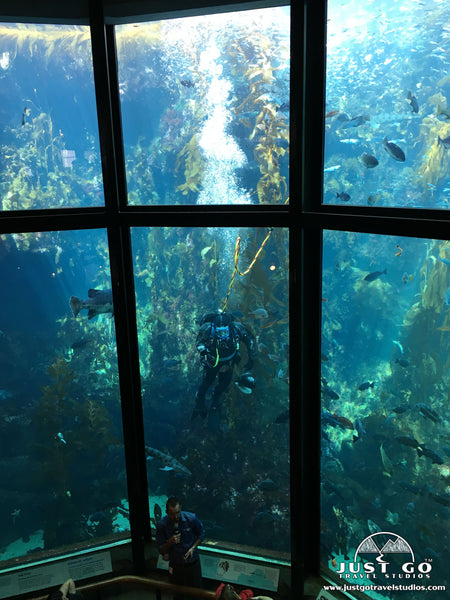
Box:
left=360, top=152, right=379, bottom=168
left=438, top=135, right=450, bottom=149
left=69, top=289, right=114, bottom=319
left=358, top=381, right=374, bottom=391
left=395, top=357, right=410, bottom=368
left=363, top=269, right=386, bottom=282
left=336, top=191, right=351, bottom=202
left=382, top=136, right=405, bottom=161
left=407, top=91, right=419, bottom=113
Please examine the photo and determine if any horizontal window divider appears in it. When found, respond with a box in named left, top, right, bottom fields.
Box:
left=302, top=209, right=450, bottom=239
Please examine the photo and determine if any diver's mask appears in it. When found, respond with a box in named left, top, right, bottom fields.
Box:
left=215, top=325, right=229, bottom=340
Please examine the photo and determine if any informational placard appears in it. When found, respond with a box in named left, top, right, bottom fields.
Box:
left=0, top=551, right=112, bottom=599
left=157, top=552, right=279, bottom=592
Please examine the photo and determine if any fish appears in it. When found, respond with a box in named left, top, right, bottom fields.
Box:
left=339, top=114, right=370, bottom=128
left=401, top=272, right=414, bottom=284
left=248, top=307, right=269, bottom=319
left=395, top=435, right=420, bottom=448
left=332, top=414, right=354, bottom=430
left=386, top=510, right=399, bottom=525
left=324, top=164, right=342, bottom=172
left=392, top=405, right=408, bottom=414
left=336, top=191, right=351, bottom=202
left=235, top=372, right=256, bottom=394
left=407, top=91, right=419, bottom=113
left=21, top=106, right=30, bottom=126
left=438, top=135, right=450, bottom=149
left=321, top=387, right=340, bottom=400
left=382, top=136, right=406, bottom=162
left=367, top=193, right=380, bottom=206
left=416, top=445, right=444, bottom=465
left=395, top=244, right=403, bottom=257
left=445, top=287, right=450, bottom=306
left=358, top=381, right=374, bottom=391
left=392, top=340, right=404, bottom=354
left=395, top=358, right=410, bottom=367
left=416, top=403, right=440, bottom=423
left=325, top=110, right=341, bottom=118
left=69, top=289, right=113, bottom=319
left=364, top=268, right=387, bottom=282
left=145, top=446, right=192, bottom=476
left=360, top=152, right=379, bottom=168
left=353, top=418, right=366, bottom=443
left=380, top=443, right=394, bottom=477
left=258, top=479, right=279, bottom=491
left=180, top=79, right=195, bottom=88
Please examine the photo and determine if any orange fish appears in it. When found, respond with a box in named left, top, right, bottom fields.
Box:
left=331, top=557, right=337, bottom=568
left=325, top=110, right=340, bottom=118
left=395, top=244, right=403, bottom=257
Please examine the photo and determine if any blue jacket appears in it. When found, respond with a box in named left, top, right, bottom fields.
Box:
left=156, top=511, right=205, bottom=566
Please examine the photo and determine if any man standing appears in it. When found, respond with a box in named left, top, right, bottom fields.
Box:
left=156, top=497, right=205, bottom=600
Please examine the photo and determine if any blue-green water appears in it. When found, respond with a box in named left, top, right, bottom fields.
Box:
left=0, top=7, right=290, bottom=566
left=325, top=0, right=450, bottom=209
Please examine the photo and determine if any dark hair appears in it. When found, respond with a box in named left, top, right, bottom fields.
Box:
left=166, top=496, right=180, bottom=509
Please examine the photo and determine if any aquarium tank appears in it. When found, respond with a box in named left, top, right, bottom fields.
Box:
left=115, top=8, right=290, bottom=206
left=321, top=231, right=450, bottom=597
left=0, top=24, right=104, bottom=210
left=132, top=226, right=290, bottom=553
left=0, top=6, right=290, bottom=573
left=0, top=228, right=128, bottom=563
left=320, top=0, right=450, bottom=595
left=324, top=0, right=450, bottom=209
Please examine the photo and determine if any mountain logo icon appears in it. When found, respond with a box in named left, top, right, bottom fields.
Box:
left=354, top=532, right=414, bottom=563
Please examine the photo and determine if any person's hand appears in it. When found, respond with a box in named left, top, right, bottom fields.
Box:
left=200, top=350, right=214, bottom=367
left=59, top=579, right=76, bottom=600
left=171, top=533, right=181, bottom=545
left=184, top=547, right=195, bottom=561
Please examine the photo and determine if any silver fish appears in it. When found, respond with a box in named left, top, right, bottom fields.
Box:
left=145, top=446, right=192, bottom=476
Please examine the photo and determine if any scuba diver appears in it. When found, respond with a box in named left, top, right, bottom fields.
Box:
left=192, top=311, right=255, bottom=421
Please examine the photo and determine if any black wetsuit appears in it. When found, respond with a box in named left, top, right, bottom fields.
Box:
left=193, top=317, right=254, bottom=417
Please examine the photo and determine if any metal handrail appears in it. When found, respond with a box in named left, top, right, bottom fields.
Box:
left=30, top=575, right=216, bottom=600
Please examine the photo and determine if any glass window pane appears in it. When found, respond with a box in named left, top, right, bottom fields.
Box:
left=131, top=227, right=290, bottom=555
left=0, top=24, right=104, bottom=210
left=324, top=1, right=450, bottom=209
left=0, top=229, right=128, bottom=567
left=321, top=230, right=449, bottom=596
left=116, top=8, right=290, bottom=206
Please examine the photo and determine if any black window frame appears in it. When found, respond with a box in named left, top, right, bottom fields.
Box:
left=6, top=0, right=437, bottom=596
